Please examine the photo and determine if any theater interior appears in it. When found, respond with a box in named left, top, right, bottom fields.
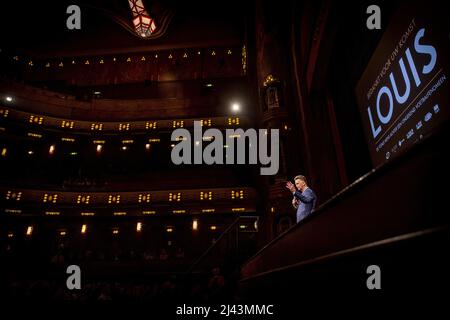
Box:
left=1, top=0, right=449, bottom=310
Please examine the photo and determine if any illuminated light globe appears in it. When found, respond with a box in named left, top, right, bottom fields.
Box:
left=133, top=14, right=157, bottom=37
left=128, top=0, right=157, bottom=38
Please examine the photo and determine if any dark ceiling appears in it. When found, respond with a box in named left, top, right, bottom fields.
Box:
left=0, top=0, right=247, bottom=57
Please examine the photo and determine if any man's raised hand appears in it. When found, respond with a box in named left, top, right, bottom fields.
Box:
left=286, top=181, right=296, bottom=193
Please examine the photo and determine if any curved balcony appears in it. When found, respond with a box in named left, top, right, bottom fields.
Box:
left=0, top=186, right=257, bottom=217
left=0, top=104, right=250, bottom=135
left=0, top=80, right=247, bottom=121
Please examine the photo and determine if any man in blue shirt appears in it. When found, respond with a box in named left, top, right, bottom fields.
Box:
left=286, top=175, right=317, bottom=223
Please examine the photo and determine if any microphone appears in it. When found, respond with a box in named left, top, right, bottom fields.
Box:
left=292, top=197, right=299, bottom=209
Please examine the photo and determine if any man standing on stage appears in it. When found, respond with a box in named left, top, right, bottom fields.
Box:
left=286, top=175, right=317, bottom=223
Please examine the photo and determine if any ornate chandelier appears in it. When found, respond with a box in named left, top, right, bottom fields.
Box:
left=128, top=0, right=157, bottom=38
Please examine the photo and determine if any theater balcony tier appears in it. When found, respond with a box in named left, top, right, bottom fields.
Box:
left=0, top=105, right=250, bottom=134
left=4, top=45, right=245, bottom=86
left=1, top=166, right=252, bottom=191
left=0, top=186, right=257, bottom=217
left=0, top=75, right=250, bottom=121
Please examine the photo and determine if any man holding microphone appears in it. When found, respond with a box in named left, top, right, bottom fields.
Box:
left=286, top=175, right=317, bottom=223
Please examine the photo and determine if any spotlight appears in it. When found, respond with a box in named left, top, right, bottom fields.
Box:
left=122, top=146, right=128, bottom=151
left=5, top=96, right=13, bottom=102
left=192, top=219, right=198, bottom=231
left=231, top=102, right=240, bottom=113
